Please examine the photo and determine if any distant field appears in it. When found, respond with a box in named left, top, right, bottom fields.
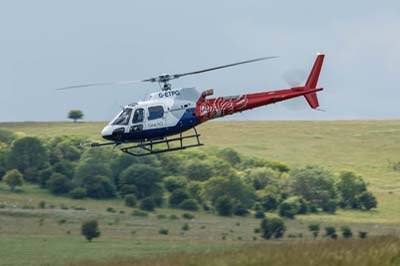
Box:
left=1, top=120, right=400, bottom=266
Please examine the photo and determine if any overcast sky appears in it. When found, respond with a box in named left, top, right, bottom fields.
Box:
left=0, top=0, right=399, bottom=122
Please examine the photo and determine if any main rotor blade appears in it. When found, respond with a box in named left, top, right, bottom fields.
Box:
left=56, top=80, right=144, bottom=90
left=173, top=56, right=278, bottom=79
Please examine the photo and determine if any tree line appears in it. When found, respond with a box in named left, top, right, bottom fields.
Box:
left=0, top=129, right=377, bottom=218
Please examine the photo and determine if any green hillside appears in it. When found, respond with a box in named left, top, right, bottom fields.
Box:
left=1, top=120, right=400, bottom=222
left=0, top=120, right=399, bottom=266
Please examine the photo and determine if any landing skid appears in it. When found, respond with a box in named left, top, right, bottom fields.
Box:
left=121, top=127, right=203, bottom=156
left=82, top=127, right=203, bottom=156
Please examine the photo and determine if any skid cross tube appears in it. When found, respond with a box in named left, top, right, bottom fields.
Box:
left=120, top=127, right=203, bottom=156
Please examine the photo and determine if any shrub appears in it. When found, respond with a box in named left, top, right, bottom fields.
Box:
left=3, top=169, right=24, bottom=191
left=70, top=187, right=87, bottom=199
left=182, top=213, right=195, bottom=220
left=81, top=220, right=101, bottom=242
left=38, top=168, right=53, bottom=188
left=260, top=217, right=286, bottom=239
left=357, top=191, right=377, bottom=210
left=139, top=197, right=156, bottom=211
left=163, top=176, right=187, bottom=192
left=47, top=173, right=72, bottom=195
left=217, top=148, right=241, bottom=165
left=159, top=228, right=169, bottom=235
left=185, top=160, right=214, bottom=181
left=308, top=224, right=320, bottom=238
left=38, top=201, right=46, bottom=209
left=254, top=210, right=265, bottom=219
left=157, top=214, right=167, bottom=219
left=131, top=210, right=149, bottom=217
left=169, top=214, right=179, bottom=220
left=234, top=205, right=249, bottom=216
left=341, top=226, right=353, bottom=239
left=336, top=171, right=367, bottom=209
left=359, top=231, right=368, bottom=239
left=182, top=223, right=190, bottom=231
left=215, top=196, right=234, bottom=216
left=321, top=199, right=337, bottom=213
left=324, top=226, right=336, bottom=238
left=106, top=207, right=116, bottom=213
left=124, top=194, right=137, bottom=208
left=278, top=197, right=301, bottom=219
left=260, top=193, right=279, bottom=211
left=179, top=199, right=199, bottom=211
left=169, top=189, right=190, bottom=207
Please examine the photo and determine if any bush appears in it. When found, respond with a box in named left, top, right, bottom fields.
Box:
left=321, top=199, right=337, bottom=214
left=124, top=194, right=137, bottom=208
left=159, top=228, right=169, bottom=235
left=324, top=226, right=336, bottom=238
left=182, top=223, right=190, bottom=231
left=179, top=199, right=199, bottom=211
left=38, top=168, right=53, bottom=188
left=81, top=220, right=101, bottom=242
left=3, top=169, right=24, bottom=191
left=106, top=207, right=116, bottom=213
left=233, top=205, right=249, bottom=216
left=254, top=210, right=265, bottom=219
left=131, top=210, right=149, bottom=217
left=217, top=148, right=241, bottom=165
left=278, top=197, right=301, bottom=219
left=182, top=213, right=195, bottom=220
left=169, top=189, right=190, bottom=207
left=139, top=197, right=156, bottom=211
left=359, top=231, right=368, bottom=239
left=260, top=193, right=279, bottom=211
left=215, top=196, right=234, bottom=216
left=308, top=224, right=320, bottom=238
left=70, top=187, right=87, bottom=199
left=357, top=191, right=377, bottom=210
left=47, top=173, right=72, bottom=195
left=260, top=217, right=286, bottom=239
left=184, top=160, right=214, bottom=181
left=341, top=226, right=353, bottom=239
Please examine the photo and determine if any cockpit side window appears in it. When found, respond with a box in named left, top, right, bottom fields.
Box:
left=132, top=108, right=144, bottom=124
left=112, top=108, right=132, bottom=125
left=148, top=106, right=164, bottom=120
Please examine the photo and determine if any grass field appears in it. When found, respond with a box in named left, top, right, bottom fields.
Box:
left=0, top=120, right=400, bottom=265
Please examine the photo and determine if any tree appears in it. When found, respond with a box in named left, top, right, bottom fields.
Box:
left=163, top=176, right=187, bottom=192
left=124, top=194, right=137, bottom=208
left=308, top=224, right=320, bottom=238
left=0, top=129, right=16, bottom=145
left=217, top=148, right=241, bottom=165
left=260, top=217, right=286, bottom=239
left=68, top=110, right=84, bottom=123
left=119, top=164, right=163, bottom=199
left=81, top=220, right=100, bottom=242
left=215, top=196, right=234, bottom=216
left=336, top=171, right=367, bottom=209
left=184, top=160, right=214, bottom=181
left=47, top=173, right=72, bottom=194
left=358, top=231, right=368, bottom=239
left=204, top=175, right=256, bottom=209
left=357, top=191, right=377, bottom=210
left=289, top=165, right=336, bottom=209
left=341, top=226, right=353, bottom=239
left=245, top=167, right=276, bottom=190
left=7, top=137, right=48, bottom=180
left=3, top=169, right=23, bottom=191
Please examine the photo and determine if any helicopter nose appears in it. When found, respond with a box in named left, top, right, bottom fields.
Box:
left=101, top=126, right=114, bottom=140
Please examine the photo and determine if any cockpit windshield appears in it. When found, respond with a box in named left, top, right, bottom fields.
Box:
left=112, top=108, right=132, bottom=125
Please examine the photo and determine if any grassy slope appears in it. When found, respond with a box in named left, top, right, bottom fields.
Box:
left=1, top=120, right=400, bottom=222
left=0, top=120, right=400, bottom=265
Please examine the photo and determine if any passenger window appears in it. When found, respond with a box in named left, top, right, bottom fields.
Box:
left=148, top=106, right=164, bottom=120
left=132, top=108, right=144, bottom=124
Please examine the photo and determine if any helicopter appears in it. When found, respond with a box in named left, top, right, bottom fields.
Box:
left=58, top=53, right=325, bottom=156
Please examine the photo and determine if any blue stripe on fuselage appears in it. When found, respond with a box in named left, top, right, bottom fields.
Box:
left=123, top=108, right=201, bottom=142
